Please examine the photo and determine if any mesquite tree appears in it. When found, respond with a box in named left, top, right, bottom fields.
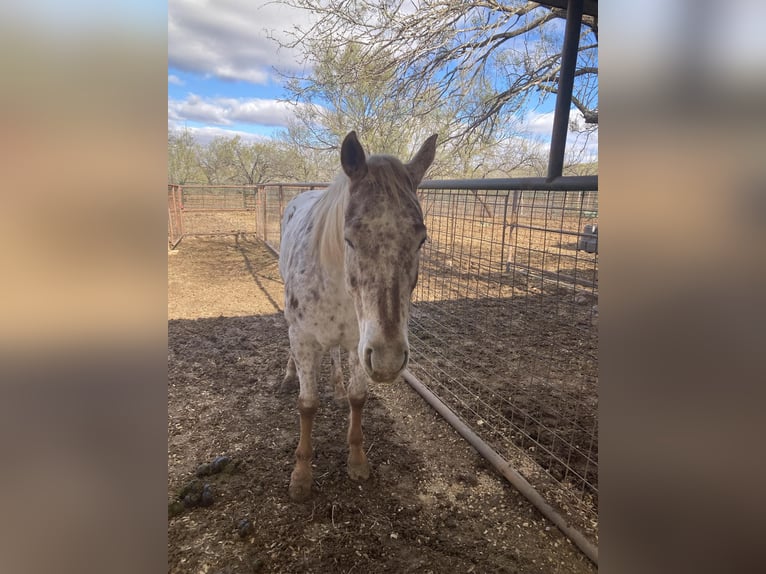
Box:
left=273, top=0, right=598, bottom=146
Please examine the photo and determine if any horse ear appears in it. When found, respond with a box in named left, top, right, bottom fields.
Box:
left=406, top=134, right=438, bottom=185
left=341, top=131, right=368, bottom=181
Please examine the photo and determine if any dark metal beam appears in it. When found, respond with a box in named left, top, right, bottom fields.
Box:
left=546, top=0, right=585, bottom=181
left=418, top=175, right=597, bottom=191
left=534, top=0, right=597, bottom=18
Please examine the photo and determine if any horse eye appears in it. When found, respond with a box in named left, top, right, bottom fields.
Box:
left=345, top=238, right=355, bottom=249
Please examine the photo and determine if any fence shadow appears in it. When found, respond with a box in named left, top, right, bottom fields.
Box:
left=233, top=234, right=282, bottom=312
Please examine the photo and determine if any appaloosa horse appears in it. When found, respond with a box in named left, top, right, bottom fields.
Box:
left=279, top=131, right=437, bottom=501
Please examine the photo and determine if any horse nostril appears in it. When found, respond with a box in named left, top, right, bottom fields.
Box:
left=364, top=347, right=373, bottom=372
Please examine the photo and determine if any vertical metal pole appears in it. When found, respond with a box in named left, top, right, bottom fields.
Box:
left=499, top=192, right=510, bottom=275
left=261, top=186, right=268, bottom=245
left=546, top=0, right=584, bottom=181
left=278, top=185, right=285, bottom=252
left=167, top=187, right=176, bottom=247
left=176, top=186, right=185, bottom=237
left=256, top=185, right=263, bottom=238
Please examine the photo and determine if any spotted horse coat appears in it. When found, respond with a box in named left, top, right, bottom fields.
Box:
left=278, top=131, right=437, bottom=501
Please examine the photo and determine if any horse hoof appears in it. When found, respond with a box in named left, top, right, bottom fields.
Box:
left=347, top=461, right=370, bottom=481
left=279, top=376, right=299, bottom=394
left=288, top=478, right=312, bottom=501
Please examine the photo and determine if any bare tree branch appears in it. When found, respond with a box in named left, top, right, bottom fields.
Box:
left=271, top=0, right=598, bottom=146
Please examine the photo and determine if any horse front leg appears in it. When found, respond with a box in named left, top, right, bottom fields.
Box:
left=288, top=338, right=320, bottom=501
left=279, top=353, right=299, bottom=394
left=330, top=347, right=346, bottom=402
left=346, top=349, right=370, bottom=481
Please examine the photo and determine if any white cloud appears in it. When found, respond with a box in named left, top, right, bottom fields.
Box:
left=168, top=74, right=184, bottom=86
left=168, top=124, right=270, bottom=146
left=524, top=110, right=557, bottom=137
left=168, top=0, right=313, bottom=83
left=168, top=93, right=314, bottom=129
left=522, top=110, right=598, bottom=164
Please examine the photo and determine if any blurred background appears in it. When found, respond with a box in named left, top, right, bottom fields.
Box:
left=0, top=1, right=764, bottom=572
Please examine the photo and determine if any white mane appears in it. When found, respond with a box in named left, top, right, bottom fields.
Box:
left=310, top=172, right=350, bottom=270
left=307, top=156, right=423, bottom=270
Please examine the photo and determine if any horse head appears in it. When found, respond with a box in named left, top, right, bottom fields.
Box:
left=340, top=131, right=437, bottom=382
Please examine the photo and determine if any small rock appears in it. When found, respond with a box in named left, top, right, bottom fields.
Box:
left=179, top=479, right=209, bottom=508
left=457, top=473, right=479, bottom=487
left=168, top=500, right=185, bottom=518
left=238, top=518, right=253, bottom=538
left=200, top=484, right=215, bottom=507
left=195, top=463, right=213, bottom=477
left=183, top=492, right=201, bottom=508
left=574, top=292, right=590, bottom=305
left=211, top=456, right=232, bottom=473
left=178, top=478, right=203, bottom=501
left=251, top=558, right=265, bottom=572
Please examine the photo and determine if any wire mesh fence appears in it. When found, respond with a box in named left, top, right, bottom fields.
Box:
left=167, top=184, right=184, bottom=248
left=165, top=183, right=326, bottom=250
left=171, top=185, right=260, bottom=237
left=167, top=177, right=599, bottom=544
left=410, top=180, right=598, bottom=544
left=254, top=184, right=326, bottom=254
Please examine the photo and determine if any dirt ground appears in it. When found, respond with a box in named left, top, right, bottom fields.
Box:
left=168, top=235, right=596, bottom=573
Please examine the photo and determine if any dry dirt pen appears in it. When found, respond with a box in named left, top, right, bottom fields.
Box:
left=168, top=177, right=598, bottom=572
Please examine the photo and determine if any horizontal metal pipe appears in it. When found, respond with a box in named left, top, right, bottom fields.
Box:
left=401, top=369, right=598, bottom=566
left=508, top=265, right=598, bottom=290
left=419, top=176, right=597, bottom=192
left=508, top=223, right=594, bottom=237
left=182, top=232, right=256, bottom=237
left=171, top=176, right=597, bottom=193
left=181, top=208, right=258, bottom=212
left=178, top=183, right=328, bottom=189
left=262, top=241, right=279, bottom=257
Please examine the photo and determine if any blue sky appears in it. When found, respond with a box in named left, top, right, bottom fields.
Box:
left=168, top=0, right=598, bottom=160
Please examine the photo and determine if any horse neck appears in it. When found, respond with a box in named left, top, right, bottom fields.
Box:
left=314, top=174, right=349, bottom=275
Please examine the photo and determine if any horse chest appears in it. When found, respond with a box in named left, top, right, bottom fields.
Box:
left=285, top=280, right=358, bottom=350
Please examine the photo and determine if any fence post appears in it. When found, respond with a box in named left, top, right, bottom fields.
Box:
left=257, top=185, right=263, bottom=239
left=499, top=192, right=510, bottom=274
left=278, top=185, right=285, bottom=251
left=261, top=186, right=268, bottom=245
left=167, top=187, right=176, bottom=247
left=167, top=184, right=184, bottom=248
left=177, top=186, right=185, bottom=237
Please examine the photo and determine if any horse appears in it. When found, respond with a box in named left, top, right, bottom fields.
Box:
left=280, top=346, right=345, bottom=401
left=278, top=131, right=437, bottom=501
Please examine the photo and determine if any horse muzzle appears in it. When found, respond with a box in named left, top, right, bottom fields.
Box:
left=362, top=343, right=409, bottom=383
